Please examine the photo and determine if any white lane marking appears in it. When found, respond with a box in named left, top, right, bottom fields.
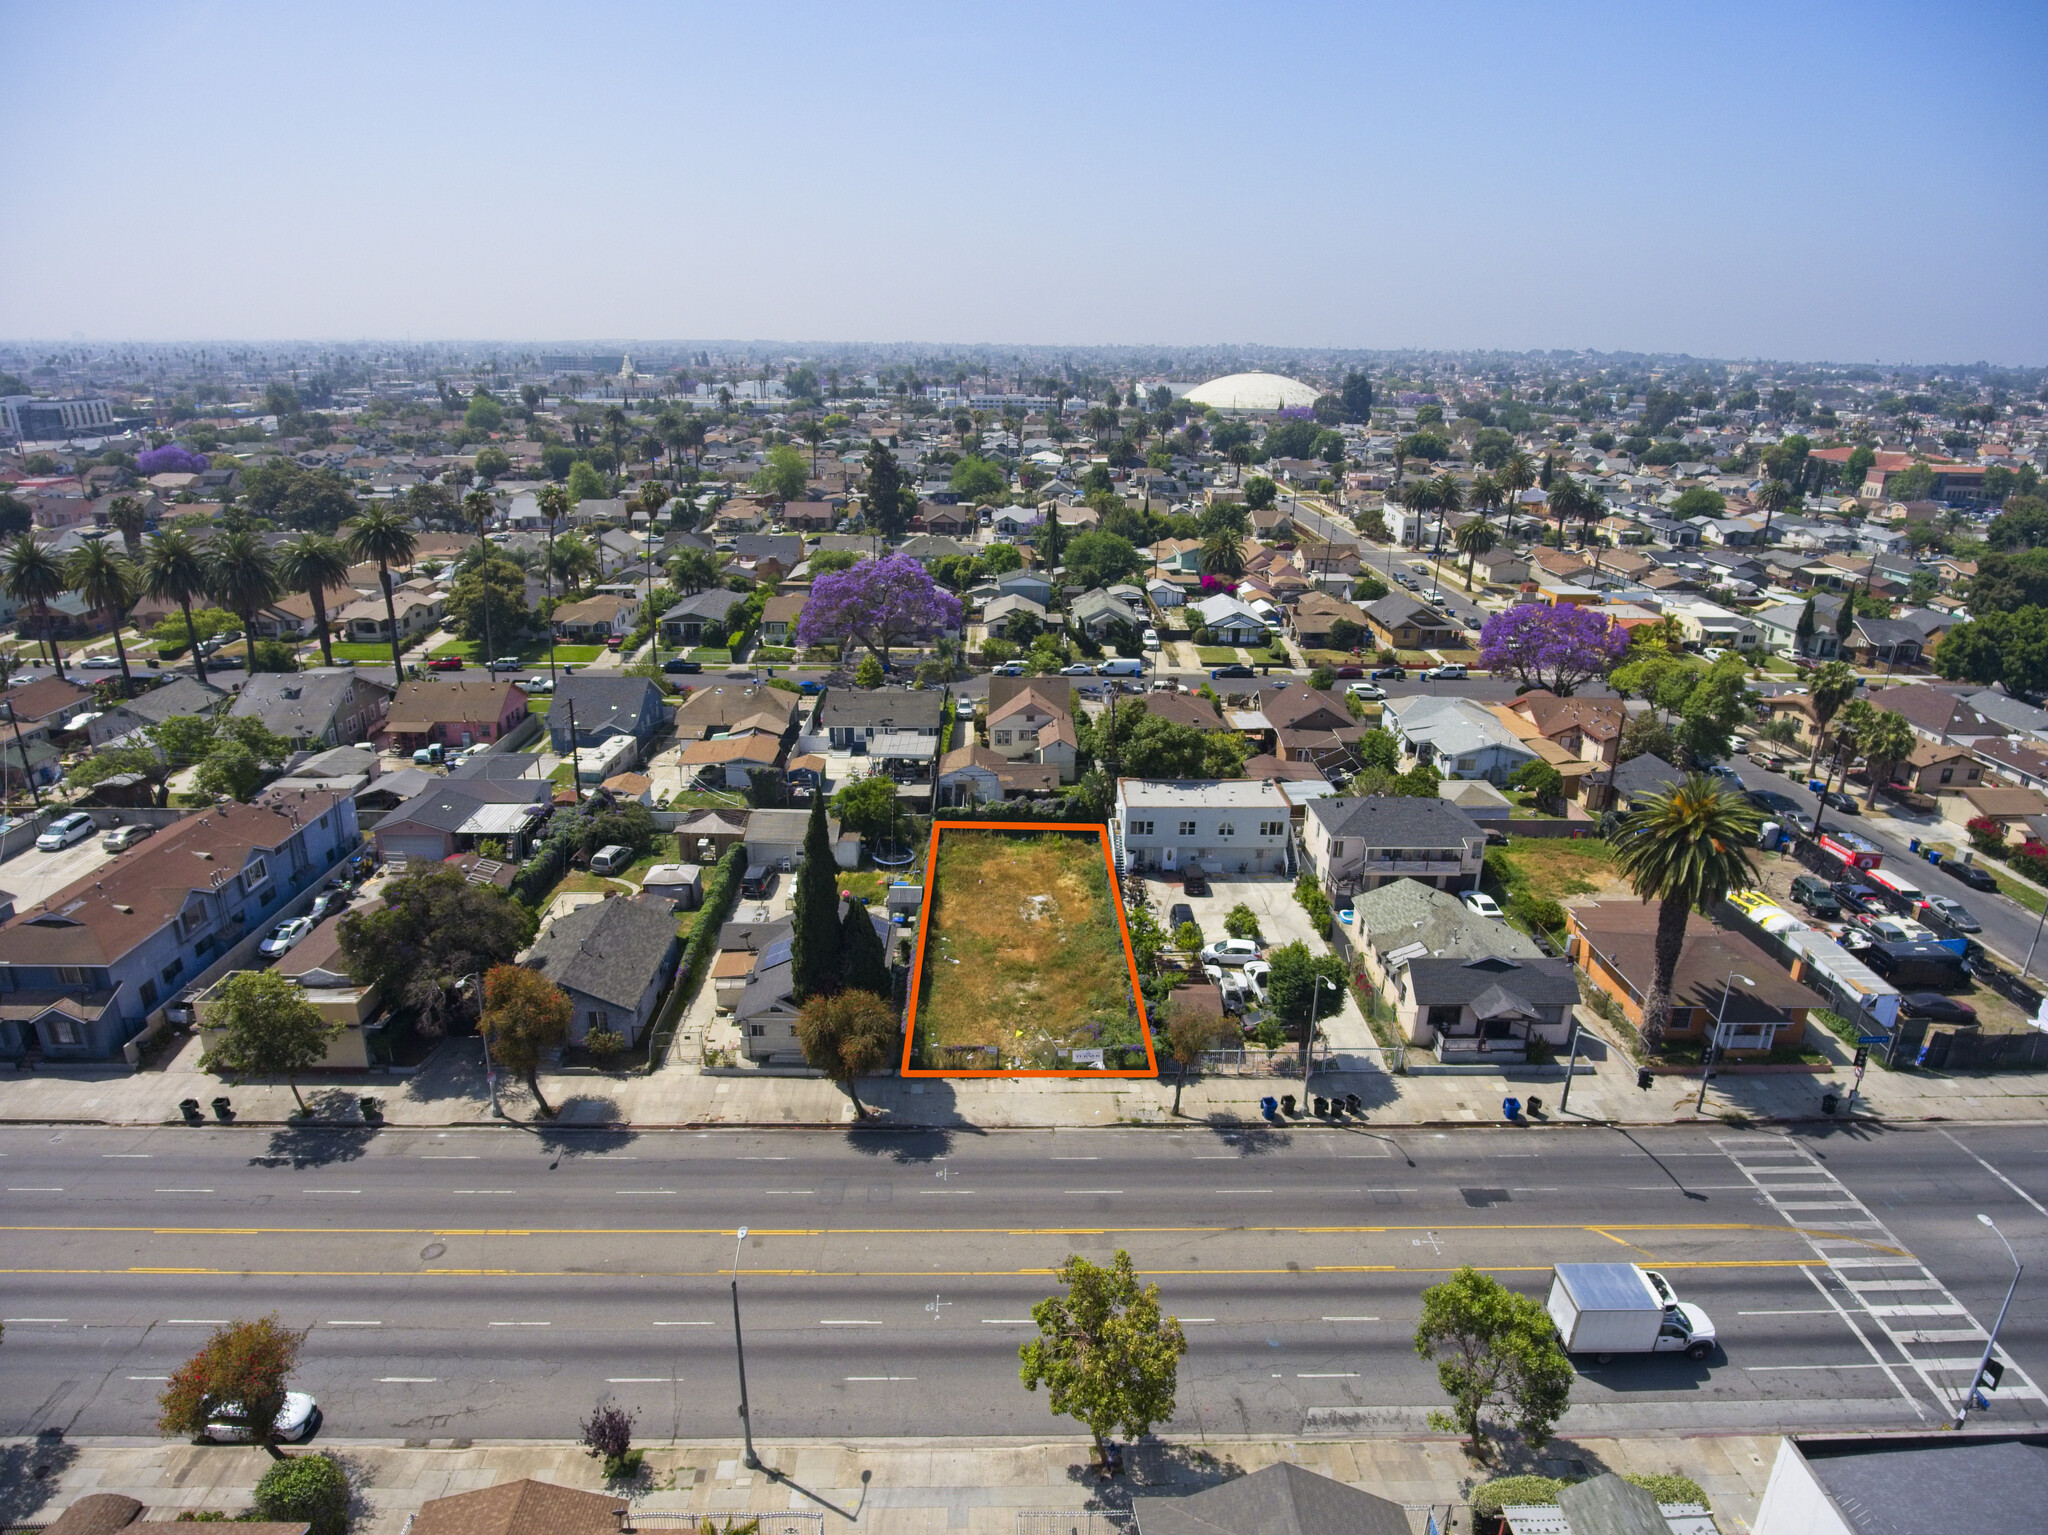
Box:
left=608, top=1377, right=671, bottom=1382
left=652, top=1321, right=712, bottom=1327
left=843, top=1375, right=915, bottom=1381
left=326, top=1320, right=381, bottom=1327
left=1064, top=1189, right=1123, bottom=1195
left=1298, top=1372, right=1359, bottom=1378
left=8, top=1187, right=63, bottom=1192
left=5, top=1317, right=67, bottom=1323
left=155, top=1188, right=214, bottom=1194
left=488, top=1321, right=550, bottom=1327
left=166, top=1318, right=229, bottom=1325
left=736, top=1156, right=789, bottom=1161
left=616, top=1189, right=678, bottom=1195
left=1740, top=1309, right=1834, bottom=1315
left=982, top=1318, right=1035, bottom=1324
left=1215, top=1188, right=1273, bottom=1194
left=1051, top=1157, right=1099, bottom=1161
left=1746, top=1363, right=1887, bottom=1371
left=420, top=1155, right=479, bottom=1160
left=819, top=1320, right=881, bottom=1326
left=1322, top=1315, right=1380, bottom=1321
left=1179, top=1317, right=1217, bottom=1323
left=128, top=1375, right=170, bottom=1381
left=451, top=1190, right=518, bottom=1195
left=1801, top=1263, right=1926, bottom=1419
left=302, top=1189, right=360, bottom=1195
left=763, top=1190, right=815, bottom=1195
left=1628, top=1185, right=1755, bottom=1191
left=381, top=1377, right=437, bottom=1383
left=1940, top=1128, right=2048, bottom=1219
left=104, top=1153, right=152, bottom=1158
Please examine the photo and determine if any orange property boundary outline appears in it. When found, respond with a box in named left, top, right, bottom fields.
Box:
left=900, top=820, right=1159, bottom=1078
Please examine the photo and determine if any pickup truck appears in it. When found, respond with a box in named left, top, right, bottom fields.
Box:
left=1547, top=1262, right=1716, bottom=1363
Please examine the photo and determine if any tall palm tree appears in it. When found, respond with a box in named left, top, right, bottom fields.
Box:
left=1426, top=471, right=1463, bottom=567
left=1611, top=774, right=1762, bottom=1048
left=344, top=504, right=418, bottom=682
left=1454, top=519, right=1497, bottom=589
left=536, top=482, right=570, bottom=686
left=462, top=487, right=498, bottom=667
left=1546, top=475, right=1585, bottom=549
left=1468, top=470, right=1504, bottom=531
left=140, top=526, right=212, bottom=686
left=1577, top=482, right=1608, bottom=548
left=66, top=536, right=138, bottom=692
left=4, top=535, right=69, bottom=680
left=1753, top=478, right=1794, bottom=546
left=107, top=493, right=149, bottom=553
left=1805, top=660, right=1859, bottom=775
left=1859, top=708, right=1916, bottom=808
left=801, top=419, right=825, bottom=475
left=602, top=406, right=629, bottom=493
left=1200, top=529, right=1246, bottom=582
left=1396, top=476, right=1437, bottom=551
left=276, top=533, right=351, bottom=668
left=1499, top=448, right=1537, bottom=536
left=206, top=530, right=280, bottom=675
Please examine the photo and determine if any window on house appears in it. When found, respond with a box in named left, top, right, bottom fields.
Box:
left=1940, top=768, right=1953, bottom=783
left=243, top=857, right=269, bottom=891
left=1178, top=820, right=1196, bottom=836
left=1259, top=821, right=1284, bottom=837
left=587, top=1010, right=609, bottom=1030
left=162, top=959, right=184, bottom=985
left=48, top=1018, right=82, bottom=1046
left=1217, top=822, right=1236, bottom=837
left=57, top=966, right=86, bottom=986
left=1329, top=839, right=1344, bottom=857
left=1128, top=820, right=1153, bottom=836
left=1427, top=1005, right=1463, bottom=1031
left=749, top=1024, right=766, bottom=1037
left=140, top=980, right=159, bottom=1008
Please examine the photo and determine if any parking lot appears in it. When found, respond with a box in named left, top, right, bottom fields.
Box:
left=1, top=832, right=119, bottom=910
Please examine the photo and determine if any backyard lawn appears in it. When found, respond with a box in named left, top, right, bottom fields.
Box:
left=909, top=828, right=1149, bottom=1072
left=429, top=638, right=602, bottom=663
left=1195, top=646, right=1244, bottom=666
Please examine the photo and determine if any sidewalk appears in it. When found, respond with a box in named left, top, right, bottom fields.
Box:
left=4, top=1009, right=2044, bottom=1129
left=0, top=1430, right=1782, bottom=1535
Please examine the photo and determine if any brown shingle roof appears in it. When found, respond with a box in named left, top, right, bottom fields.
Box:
left=385, top=679, right=522, bottom=733
left=409, top=1480, right=626, bottom=1535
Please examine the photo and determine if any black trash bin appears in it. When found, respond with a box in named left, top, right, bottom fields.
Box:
left=1821, top=1092, right=1839, bottom=1115
left=178, top=1097, right=203, bottom=1125
left=1280, top=1093, right=1297, bottom=1117
left=210, top=1095, right=234, bottom=1122
left=1345, top=1093, right=1363, bottom=1115
left=1313, top=1096, right=1329, bottom=1116
left=1526, top=1094, right=1543, bottom=1117
left=359, top=1096, right=382, bottom=1123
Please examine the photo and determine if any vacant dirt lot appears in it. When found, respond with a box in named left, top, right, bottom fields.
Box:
left=910, top=828, right=1148, bottom=1071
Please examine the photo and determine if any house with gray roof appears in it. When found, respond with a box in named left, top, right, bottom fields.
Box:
left=1300, top=796, right=1485, bottom=899
left=816, top=686, right=946, bottom=749
left=1396, top=951, right=1581, bottom=1058
left=371, top=777, right=552, bottom=864
left=734, top=899, right=889, bottom=1062
left=546, top=675, right=665, bottom=755
left=521, top=894, right=679, bottom=1049
left=229, top=669, right=394, bottom=748
left=1382, top=695, right=1537, bottom=785
left=1340, top=876, right=1539, bottom=995
left=84, top=676, right=234, bottom=746
left=1133, top=1462, right=1410, bottom=1535
left=1069, top=588, right=1145, bottom=641
left=658, top=588, right=749, bottom=645
left=1964, top=688, right=2048, bottom=744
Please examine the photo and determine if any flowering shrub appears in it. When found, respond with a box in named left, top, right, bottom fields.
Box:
left=137, top=444, right=209, bottom=476
left=1967, top=815, right=2007, bottom=855
left=2013, top=840, right=2048, bottom=885
left=1479, top=603, right=1629, bottom=696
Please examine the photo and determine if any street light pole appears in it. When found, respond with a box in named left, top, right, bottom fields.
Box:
left=731, top=1226, right=760, bottom=1468
left=468, top=972, right=503, bottom=1118
left=1955, top=1213, right=2022, bottom=1429
left=1301, top=974, right=1335, bottom=1084
left=1696, top=970, right=1755, bottom=1113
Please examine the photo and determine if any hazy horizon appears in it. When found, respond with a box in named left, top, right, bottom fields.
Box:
left=5, top=1, right=2043, bottom=364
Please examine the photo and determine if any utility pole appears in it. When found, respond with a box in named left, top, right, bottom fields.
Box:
left=3, top=702, right=43, bottom=810
left=731, top=1227, right=761, bottom=1468
left=1697, top=970, right=1755, bottom=1113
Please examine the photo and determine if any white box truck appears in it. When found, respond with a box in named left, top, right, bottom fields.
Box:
left=1546, top=1263, right=1716, bottom=1362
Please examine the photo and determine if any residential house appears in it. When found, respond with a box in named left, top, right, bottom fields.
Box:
left=982, top=593, right=1050, bottom=639
left=743, top=807, right=860, bottom=871
left=1754, top=597, right=1840, bottom=658
left=1397, top=952, right=1582, bottom=1060
left=522, top=894, right=679, bottom=1048
left=85, top=676, right=233, bottom=747
left=1606, top=751, right=1686, bottom=811
left=780, top=501, right=836, bottom=532
left=1383, top=695, right=1538, bottom=784
left=1945, top=784, right=2048, bottom=834
left=1138, top=691, right=1224, bottom=733
left=711, top=914, right=788, bottom=1012
left=1500, top=691, right=1626, bottom=767
left=552, top=593, right=639, bottom=643
left=380, top=678, right=529, bottom=751
left=1290, top=591, right=1371, bottom=650
left=1660, top=595, right=1761, bottom=651
left=734, top=899, right=890, bottom=1061
left=679, top=731, right=788, bottom=790
left=1113, top=778, right=1294, bottom=877
left=371, top=777, right=552, bottom=863
left=1070, top=588, right=1145, bottom=641
left=1971, top=737, right=2048, bottom=792
left=231, top=670, right=394, bottom=749
left=673, top=680, right=797, bottom=741
left=1192, top=594, right=1270, bottom=646
left=1844, top=616, right=1928, bottom=668
left=993, top=568, right=1055, bottom=607
left=985, top=679, right=1079, bottom=782
left=759, top=592, right=806, bottom=645
left=338, top=585, right=443, bottom=645
left=724, top=534, right=804, bottom=583
left=1469, top=547, right=1533, bottom=586
left=0, top=793, right=361, bottom=1061
left=1131, top=1463, right=1412, bottom=1535
left=546, top=675, right=665, bottom=755
left=816, top=685, right=946, bottom=751
left=658, top=588, right=748, bottom=645
left=991, top=508, right=1041, bottom=538
left=1299, top=796, right=1485, bottom=899
left=1363, top=594, right=1461, bottom=652
left=408, top=1480, right=627, bottom=1535
left=39, top=1494, right=307, bottom=1535
left=1341, top=877, right=1539, bottom=996
left=1567, top=901, right=1822, bottom=1054
left=1864, top=684, right=2001, bottom=747
left=935, top=744, right=1061, bottom=807
left=0, top=674, right=94, bottom=740
left=1260, top=687, right=1366, bottom=771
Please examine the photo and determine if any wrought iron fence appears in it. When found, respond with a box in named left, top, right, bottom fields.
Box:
left=1016, top=1511, right=1133, bottom=1535
left=629, top=1514, right=824, bottom=1535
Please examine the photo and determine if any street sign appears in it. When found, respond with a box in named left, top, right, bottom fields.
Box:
left=1859, top=1034, right=1889, bottom=1046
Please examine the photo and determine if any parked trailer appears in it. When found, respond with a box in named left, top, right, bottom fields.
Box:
left=1546, top=1262, right=1716, bottom=1363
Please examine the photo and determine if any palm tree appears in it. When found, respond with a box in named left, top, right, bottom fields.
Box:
left=1805, top=660, right=1859, bottom=775
left=1546, top=475, right=1585, bottom=549
left=1426, top=471, right=1463, bottom=568
left=107, top=493, right=149, bottom=553
left=462, top=487, right=498, bottom=667
left=1200, top=529, right=1246, bottom=581
left=206, top=530, right=280, bottom=675
left=536, top=482, right=569, bottom=686
left=602, top=406, right=629, bottom=493
left=4, top=535, right=69, bottom=680
left=276, top=533, right=351, bottom=668
left=1859, top=708, right=1916, bottom=808
left=1577, top=482, right=1608, bottom=548
left=66, top=536, right=139, bottom=692
left=140, top=527, right=212, bottom=686
left=1468, top=470, right=1504, bottom=532
left=1751, top=477, right=1794, bottom=546
left=801, top=419, right=826, bottom=476
left=1454, top=519, right=1497, bottom=589
left=551, top=533, right=598, bottom=595
left=1611, top=774, right=1763, bottom=1049
left=1499, top=448, right=1537, bottom=536
left=344, top=504, right=418, bottom=681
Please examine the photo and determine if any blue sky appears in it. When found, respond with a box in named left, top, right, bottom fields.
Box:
left=3, top=1, right=2043, bottom=362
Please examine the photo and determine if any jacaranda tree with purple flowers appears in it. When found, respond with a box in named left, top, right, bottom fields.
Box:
left=137, top=444, right=209, bottom=476
left=797, top=552, right=963, bottom=670
left=1479, top=603, right=1630, bottom=696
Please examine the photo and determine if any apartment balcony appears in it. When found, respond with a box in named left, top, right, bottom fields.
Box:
left=1362, top=857, right=1467, bottom=875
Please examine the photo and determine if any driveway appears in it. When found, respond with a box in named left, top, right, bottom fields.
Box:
left=2, top=835, right=119, bottom=909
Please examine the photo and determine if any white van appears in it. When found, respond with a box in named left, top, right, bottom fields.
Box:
left=590, top=844, right=634, bottom=875
left=1097, top=658, right=1144, bottom=678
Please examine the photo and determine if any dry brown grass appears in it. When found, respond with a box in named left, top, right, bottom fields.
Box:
left=912, top=829, right=1144, bottom=1070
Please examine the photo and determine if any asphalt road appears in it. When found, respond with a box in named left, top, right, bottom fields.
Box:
left=4, top=1122, right=2043, bottom=1444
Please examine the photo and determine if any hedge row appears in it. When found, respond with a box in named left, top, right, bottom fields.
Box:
left=676, top=844, right=748, bottom=1006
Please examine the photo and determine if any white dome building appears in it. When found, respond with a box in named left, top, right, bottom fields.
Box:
left=1183, top=371, right=1321, bottom=413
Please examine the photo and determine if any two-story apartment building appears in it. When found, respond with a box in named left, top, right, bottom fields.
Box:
left=0, top=793, right=361, bottom=1061
left=1113, top=779, right=1294, bottom=877
left=1299, top=795, right=1485, bottom=899
left=985, top=678, right=1078, bottom=782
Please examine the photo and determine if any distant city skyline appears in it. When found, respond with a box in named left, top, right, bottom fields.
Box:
left=3, top=1, right=2043, bottom=363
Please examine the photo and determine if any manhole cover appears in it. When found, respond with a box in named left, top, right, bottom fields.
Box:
left=1461, top=1187, right=1511, bottom=1207
left=420, top=1241, right=446, bottom=1260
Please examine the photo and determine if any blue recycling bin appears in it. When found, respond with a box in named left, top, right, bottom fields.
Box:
left=1260, top=1095, right=1279, bottom=1119
left=1909, top=838, right=1921, bottom=853
left=1502, top=1096, right=1522, bottom=1122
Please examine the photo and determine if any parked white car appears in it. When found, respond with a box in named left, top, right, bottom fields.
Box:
left=1141, top=628, right=1161, bottom=651
left=101, top=823, right=152, bottom=852
left=36, top=812, right=96, bottom=851
left=1241, top=959, right=1271, bottom=1000
left=1200, top=938, right=1262, bottom=967
left=259, top=916, right=316, bottom=958
left=1460, top=890, right=1505, bottom=920
left=202, top=1390, right=318, bottom=1444
left=1347, top=681, right=1386, bottom=701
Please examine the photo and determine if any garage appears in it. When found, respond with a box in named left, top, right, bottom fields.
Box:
left=378, top=831, right=451, bottom=862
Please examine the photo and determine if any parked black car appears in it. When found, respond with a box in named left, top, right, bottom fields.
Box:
left=1210, top=663, right=1255, bottom=679
left=1370, top=665, right=1407, bottom=680
left=1181, top=869, right=1210, bottom=897
left=1939, top=856, right=2001, bottom=893
left=1900, top=991, right=1980, bottom=1024
left=1920, top=893, right=1982, bottom=933
left=1168, top=903, right=1196, bottom=931
left=664, top=658, right=702, bottom=674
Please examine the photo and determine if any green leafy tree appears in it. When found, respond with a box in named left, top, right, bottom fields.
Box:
left=1242, top=475, right=1277, bottom=511
left=200, top=969, right=340, bottom=1113
left=1264, top=940, right=1346, bottom=1025
left=464, top=391, right=505, bottom=434
left=1670, top=486, right=1727, bottom=520
left=157, top=1315, right=308, bottom=1456
left=1508, top=759, right=1564, bottom=806
left=1675, top=659, right=1751, bottom=766
left=854, top=653, right=884, bottom=688
left=479, top=963, right=571, bottom=1118
left=1414, top=1266, right=1574, bottom=1456
left=1358, top=728, right=1399, bottom=773
left=795, top=985, right=896, bottom=1116
left=253, top=1455, right=350, bottom=1535
left=832, top=772, right=899, bottom=842
left=752, top=443, right=810, bottom=506
left=566, top=459, right=608, bottom=503
left=1612, top=774, right=1761, bottom=1047
left=447, top=555, right=530, bottom=649
left=1222, top=903, right=1260, bottom=940
left=1019, top=1250, right=1187, bottom=1461
left=1062, top=531, right=1144, bottom=591
left=667, top=546, right=723, bottom=595
left=839, top=897, right=892, bottom=999
left=789, top=794, right=843, bottom=1002
left=1164, top=1004, right=1227, bottom=1115
left=949, top=455, right=1007, bottom=501
left=1935, top=606, right=2048, bottom=697
left=337, top=864, right=536, bottom=1028
left=863, top=437, right=911, bottom=537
